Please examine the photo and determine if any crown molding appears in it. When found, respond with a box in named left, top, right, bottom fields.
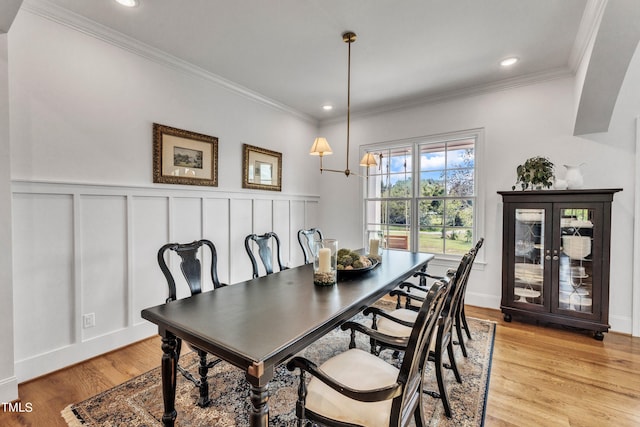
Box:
left=21, top=0, right=318, bottom=125
left=320, top=67, right=573, bottom=126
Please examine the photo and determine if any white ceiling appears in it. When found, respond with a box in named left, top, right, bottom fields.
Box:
left=23, top=0, right=591, bottom=122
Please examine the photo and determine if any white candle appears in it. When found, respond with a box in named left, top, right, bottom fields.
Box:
left=318, top=247, right=332, bottom=273
left=369, top=239, right=379, bottom=255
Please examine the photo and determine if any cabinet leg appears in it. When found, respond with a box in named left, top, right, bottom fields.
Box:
left=503, top=313, right=512, bottom=322
left=594, top=331, right=604, bottom=341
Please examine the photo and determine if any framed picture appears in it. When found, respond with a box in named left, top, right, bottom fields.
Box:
left=153, top=123, right=218, bottom=186
left=242, top=144, right=282, bottom=191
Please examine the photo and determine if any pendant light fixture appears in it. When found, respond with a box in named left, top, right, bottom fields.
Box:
left=310, top=31, right=377, bottom=177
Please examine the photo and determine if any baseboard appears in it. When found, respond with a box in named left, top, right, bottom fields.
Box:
left=0, top=375, right=18, bottom=403
left=609, top=313, right=633, bottom=335
left=14, top=322, right=157, bottom=383
left=466, top=291, right=500, bottom=310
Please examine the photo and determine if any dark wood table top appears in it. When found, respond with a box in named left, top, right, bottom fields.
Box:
left=141, top=249, right=433, bottom=383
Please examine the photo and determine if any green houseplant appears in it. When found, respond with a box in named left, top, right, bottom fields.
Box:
left=512, top=156, right=555, bottom=190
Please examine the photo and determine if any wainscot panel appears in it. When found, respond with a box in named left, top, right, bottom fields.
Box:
left=11, top=180, right=319, bottom=382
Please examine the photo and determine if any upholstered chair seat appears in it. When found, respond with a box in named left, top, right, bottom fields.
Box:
left=376, top=308, right=417, bottom=337
left=375, top=308, right=449, bottom=357
left=305, top=348, right=398, bottom=426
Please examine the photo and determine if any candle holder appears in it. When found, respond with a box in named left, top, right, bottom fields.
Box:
left=313, top=239, right=337, bottom=286
left=366, top=230, right=384, bottom=262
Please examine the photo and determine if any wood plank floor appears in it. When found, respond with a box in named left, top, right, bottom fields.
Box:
left=1, top=306, right=639, bottom=427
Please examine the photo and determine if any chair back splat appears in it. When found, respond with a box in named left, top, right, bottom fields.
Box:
left=244, top=232, right=288, bottom=278
left=158, top=239, right=224, bottom=302
left=297, top=228, right=324, bottom=264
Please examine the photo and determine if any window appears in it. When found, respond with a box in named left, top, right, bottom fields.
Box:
left=362, top=129, right=481, bottom=257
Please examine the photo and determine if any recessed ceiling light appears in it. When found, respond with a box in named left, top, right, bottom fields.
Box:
left=322, top=105, right=333, bottom=111
left=500, top=57, right=519, bottom=67
left=115, top=0, right=139, bottom=7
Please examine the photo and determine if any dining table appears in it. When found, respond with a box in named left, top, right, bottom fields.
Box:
left=141, top=249, right=434, bottom=427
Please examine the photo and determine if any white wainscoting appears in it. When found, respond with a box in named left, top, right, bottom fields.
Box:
left=11, top=180, right=320, bottom=382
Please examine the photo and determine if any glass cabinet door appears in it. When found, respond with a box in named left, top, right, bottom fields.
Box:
left=512, top=207, right=547, bottom=308
left=556, top=207, right=597, bottom=315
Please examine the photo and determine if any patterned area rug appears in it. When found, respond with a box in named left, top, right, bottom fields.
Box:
left=62, top=308, right=495, bottom=427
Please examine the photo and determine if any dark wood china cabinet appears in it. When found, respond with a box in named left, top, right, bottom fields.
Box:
left=498, top=189, right=621, bottom=340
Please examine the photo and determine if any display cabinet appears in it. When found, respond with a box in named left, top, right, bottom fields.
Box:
left=498, top=189, right=621, bottom=340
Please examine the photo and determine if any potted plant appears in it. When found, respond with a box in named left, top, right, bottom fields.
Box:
left=512, top=156, right=555, bottom=190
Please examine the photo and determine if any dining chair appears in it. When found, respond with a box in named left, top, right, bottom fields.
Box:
left=286, top=280, right=449, bottom=427
left=390, top=237, right=484, bottom=357
left=157, top=239, right=226, bottom=407
left=244, top=231, right=288, bottom=278
left=297, top=227, right=324, bottom=264
left=343, top=251, right=473, bottom=418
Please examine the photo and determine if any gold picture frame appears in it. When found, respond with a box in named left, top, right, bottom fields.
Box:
left=153, top=123, right=218, bottom=186
left=242, top=144, right=282, bottom=191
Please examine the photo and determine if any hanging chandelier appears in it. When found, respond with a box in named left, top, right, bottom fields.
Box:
left=309, top=31, right=377, bottom=177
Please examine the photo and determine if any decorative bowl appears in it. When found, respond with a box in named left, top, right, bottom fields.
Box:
left=337, top=258, right=380, bottom=279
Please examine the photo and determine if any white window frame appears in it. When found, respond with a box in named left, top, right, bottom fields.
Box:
left=360, top=128, right=485, bottom=265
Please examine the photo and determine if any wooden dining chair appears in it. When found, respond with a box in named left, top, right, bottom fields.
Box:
left=297, top=227, right=324, bottom=264
left=343, top=251, right=473, bottom=418
left=244, top=231, right=288, bottom=278
left=157, top=239, right=226, bottom=407
left=286, top=280, right=449, bottom=427
left=393, top=238, right=484, bottom=357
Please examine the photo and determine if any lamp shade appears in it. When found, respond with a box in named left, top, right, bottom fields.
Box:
left=309, top=137, right=333, bottom=156
left=359, top=153, right=378, bottom=167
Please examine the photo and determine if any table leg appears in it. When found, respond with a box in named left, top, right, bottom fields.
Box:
left=247, top=361, right=273, bottom=427
left=249, top=383, right=269, bottom=427
left=417, top=264, right=427, bottom=287
left=161, top=333, right=178, bottom=427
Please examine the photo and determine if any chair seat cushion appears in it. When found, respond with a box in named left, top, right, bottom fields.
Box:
left=376, top=308, right=417, bottom=337
left=376, top=308, right=440, bottom=353
left=406, top=287, right=428, bottom=299
left=306, top=348, right=399, bottom=426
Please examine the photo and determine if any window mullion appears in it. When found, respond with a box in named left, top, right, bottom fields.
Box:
left=411, top=142, right=419, bottom=252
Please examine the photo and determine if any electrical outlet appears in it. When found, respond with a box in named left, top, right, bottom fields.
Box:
left=83, top=313, right=95, bottom=329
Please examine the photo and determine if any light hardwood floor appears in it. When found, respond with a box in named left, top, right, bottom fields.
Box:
left=1, top=306, right=639, bottom=427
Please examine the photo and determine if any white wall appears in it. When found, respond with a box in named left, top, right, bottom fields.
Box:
left=8, top=10, right=322, bottom=381
left=9, top=11, right=318, bottom=194
left=0, top=33, right=18, bottom=403
left=319, top=74, right=637, bottom=334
